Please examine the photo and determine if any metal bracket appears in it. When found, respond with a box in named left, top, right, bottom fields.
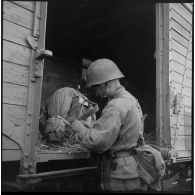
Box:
left=26, top=36, right=38, bottom=50
left=33, top=49, right=53, bottom=78
left=35, top=49, right=53, bottom=60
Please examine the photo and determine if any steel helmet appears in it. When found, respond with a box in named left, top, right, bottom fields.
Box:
left=86, top=58, right=124, bottom=87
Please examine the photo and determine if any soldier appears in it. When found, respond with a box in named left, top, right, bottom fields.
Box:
left=71, top=58, right=147, bottom=192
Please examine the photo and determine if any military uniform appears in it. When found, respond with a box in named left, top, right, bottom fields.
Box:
left=75, top=86, right=147, bottom=191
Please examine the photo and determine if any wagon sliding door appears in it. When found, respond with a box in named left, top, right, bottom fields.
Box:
left=3, top=1, right=48, bottom=174
left=156, top=3, right=192, bottom=162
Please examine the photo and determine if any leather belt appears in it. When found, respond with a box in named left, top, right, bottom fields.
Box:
left=113, top=150, right=135, bottom=159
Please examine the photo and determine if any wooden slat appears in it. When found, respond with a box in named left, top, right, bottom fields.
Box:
left=170, top=70, right=183, bottom=84
left=171, top=39, right=187, bottom=56
left=171, top=3, right=192, bottom=24
left=3, top=82, right=28, bottom=106
left=171, top=8, right=191, bottom=32
left=188, top=51, right=192, bottom=60
left=173, top=135, right=191, bottom=150
left=186, top=59, right=192, bottom=70
left=176, top=150, right=191, bottom=159
left=2, top=149, right=22, bottom=161
left=170, top=20, right=190, bottom=40
left=171, top=50, right=186, bottom=66
left=171, top=29, right=189, bottom=48
left=178, top=126, right=192, bottom=136
left=182, top=95, right=191, bottom=107
left=12, top=1, right=34, bottom=11
left=184, top=106, right=191, bottom=116
left=183, top=86, right=192, bottom=97
left=3, top=135, right=22, bottom=149
left=3, top=19, right=32, bottom=47
left=3, top=40, right=31, bottom=66
left=170, top=60, right=185, bottom=75
left=171, top=115, right=192, bottom=127
left=3, top=61, right=29, bottom=86
left=186, top=68, right=192, bottom=79
left=3, top=1, right=33, bottom=29
left=170, top=81, right=191, bottom=97
left=185, top=77, right=192, bottom=87
left=3, top=104, right=26, bottom=149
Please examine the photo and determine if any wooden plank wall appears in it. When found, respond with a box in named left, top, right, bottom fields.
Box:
left=2, top=1, right=35, bottom=160
left=169, top=3, right=192, bottom=159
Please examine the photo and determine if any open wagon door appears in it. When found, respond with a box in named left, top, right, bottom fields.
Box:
left=156, top=3, right=192, bottom=163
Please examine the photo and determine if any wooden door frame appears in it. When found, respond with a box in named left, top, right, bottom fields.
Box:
left=22, top=2, right=48, bottom=175
left=155, top=3, right=171, bottom=148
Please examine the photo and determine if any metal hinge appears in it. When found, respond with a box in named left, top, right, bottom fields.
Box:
left=26, top=36, right=38, bottom=49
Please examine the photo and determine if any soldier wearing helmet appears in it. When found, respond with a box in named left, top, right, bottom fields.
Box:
left=71, top=58, right=147, bottom=192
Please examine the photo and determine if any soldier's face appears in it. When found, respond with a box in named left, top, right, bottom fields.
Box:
left=91, top=83, right=107, bottom=99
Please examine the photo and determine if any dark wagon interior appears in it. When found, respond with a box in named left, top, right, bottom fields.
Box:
left=45, top=0, right=156, bottom=136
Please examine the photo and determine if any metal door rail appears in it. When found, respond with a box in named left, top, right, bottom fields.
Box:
left=17, top=166, right=97, bottom=184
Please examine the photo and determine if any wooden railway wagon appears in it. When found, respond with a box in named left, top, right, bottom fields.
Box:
left=2, top=1, right=193, bottom=192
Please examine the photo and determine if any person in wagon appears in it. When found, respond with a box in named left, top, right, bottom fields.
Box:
left=71, top=58, right=147, bottom=192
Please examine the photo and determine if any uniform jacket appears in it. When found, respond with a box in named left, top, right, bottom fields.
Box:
left=77, top=85, right=147, bottom=191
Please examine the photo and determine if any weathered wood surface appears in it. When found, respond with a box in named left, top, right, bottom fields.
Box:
left=3, top=134, right=22, bottom=149
left=170, top=60, right=185, bottom=75
left=171, top=50, right=189, bottom=66
left=173, top=135, right=191, bottom=150
left=3, top=40, right=31, bottom=66
left=171, top=39, right=187, bottom=56
left=170, top=20, right=190, bottom=40
left=12, top=1, right=34, bottom=11
left=171, top=3, right=192, bottom=24
left=2, top=149, right=22, bottom=161
left=3, top=1, right=33, bottom=29
left=171, top=8, right=191, bottom=31
left=3, top=104, right=26, bottom=149
left=3, top=19, right=32, bottom=47
left=3, top=61, right=29, bottom=86
left=3, top=82, right=28, bottom=106
left=171, top=29, right=189, bottom=48
left=171, top=115, right=192, bottom=129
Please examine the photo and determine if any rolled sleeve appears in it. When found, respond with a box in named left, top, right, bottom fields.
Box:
left=79, top=103, right=122, bottom=153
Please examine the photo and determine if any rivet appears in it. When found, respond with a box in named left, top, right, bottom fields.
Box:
left=31, top=78, right=36, bottom=82
left=24, top=153, right=28, bottom=157
left=27, top=132, right=30, bottom=136
left=37, top=15, right=41, bottom=19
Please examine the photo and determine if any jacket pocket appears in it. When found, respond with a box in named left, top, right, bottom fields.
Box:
left=111, top=156, right=140, bottom=179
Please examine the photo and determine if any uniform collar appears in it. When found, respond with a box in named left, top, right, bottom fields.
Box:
left=108, top=85, right=125, bottom=101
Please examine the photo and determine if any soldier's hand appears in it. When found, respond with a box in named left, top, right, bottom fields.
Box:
left=71, top=119, right=86, bottom=132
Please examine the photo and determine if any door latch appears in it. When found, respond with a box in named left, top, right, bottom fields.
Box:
left=35, top=49, right=53, bottom=60
left=33, top=49, right=53, bottom=78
